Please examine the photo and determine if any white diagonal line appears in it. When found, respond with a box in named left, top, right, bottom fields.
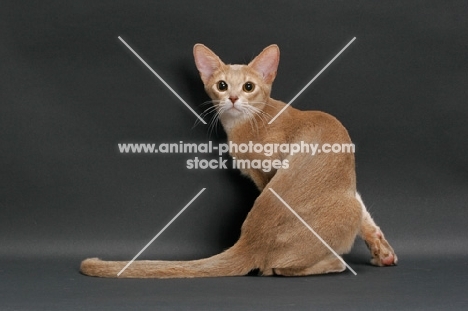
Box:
left=268, top=188, right=357, bottom=276
left=268, top=37, right=356, bottom=124
left=118, top=36, right=207, bottom=125
left=117, top=188, right=206, bottom=276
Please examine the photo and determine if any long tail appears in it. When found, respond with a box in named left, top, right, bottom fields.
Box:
left=80, top=243, right=252, bottom=278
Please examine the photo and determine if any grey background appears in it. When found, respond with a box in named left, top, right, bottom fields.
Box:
left=1, top=0, right=467, bottom=310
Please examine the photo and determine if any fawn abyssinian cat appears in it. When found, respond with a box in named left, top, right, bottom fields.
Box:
left=80, top=44, right=397, bottom=278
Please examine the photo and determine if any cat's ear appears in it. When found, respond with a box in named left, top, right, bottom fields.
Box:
left=193, top=44, right=224, bottom=84
left=248, top=45, right=280, bottom=84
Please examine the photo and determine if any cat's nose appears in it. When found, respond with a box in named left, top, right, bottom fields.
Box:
left=229, top=96, right=238, bottom=104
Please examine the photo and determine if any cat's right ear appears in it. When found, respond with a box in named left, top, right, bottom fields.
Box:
left=193, top=44, right=224, bottom=84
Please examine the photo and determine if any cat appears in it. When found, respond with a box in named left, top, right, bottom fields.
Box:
left=80, top=44, right=397, bottom=278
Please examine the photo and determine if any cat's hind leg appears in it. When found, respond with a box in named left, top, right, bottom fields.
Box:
left=356, top=192, right=398, bottom=266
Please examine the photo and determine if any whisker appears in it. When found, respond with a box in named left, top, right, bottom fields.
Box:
left=244, top=108, right=257, bottom=134
left=250, top=109, right=264, bottom=134
left=237, top=101, right=271, bottom=130
left=207, top=111, right=219, bottom=137
left=248, top=101, right=276, bottom=108
left=200, top=106, right=218, bottom=118
left=193, top=101, right=220, bottom=128
left=249, top=105, right=272, bottom=126
left=200, top=100, right=222, bottom=107
left=197, top=98, right=274, bottom=134
left=208, top=107, right=224, bottom=137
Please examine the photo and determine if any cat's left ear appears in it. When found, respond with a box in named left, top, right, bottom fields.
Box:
left=193, top=44, right=224, bottom=84
left=248, top=45, right=280, bottom=84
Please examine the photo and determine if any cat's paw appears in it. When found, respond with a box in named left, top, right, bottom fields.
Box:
left=366, top=230, right=398, bottom=267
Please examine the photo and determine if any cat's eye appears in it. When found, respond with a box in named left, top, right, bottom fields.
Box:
left=243, top=82, right=255, bottom=93
left=217, top=80, right=228, bottom=91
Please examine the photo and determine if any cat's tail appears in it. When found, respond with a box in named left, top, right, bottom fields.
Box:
left=80, top=242, right=253, bottom=278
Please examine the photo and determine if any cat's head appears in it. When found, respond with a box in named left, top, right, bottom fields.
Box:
left=193, top=44, right=280, bottom=130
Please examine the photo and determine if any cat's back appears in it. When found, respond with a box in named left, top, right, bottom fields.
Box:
left=271, top=100, right=352, bottom=145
